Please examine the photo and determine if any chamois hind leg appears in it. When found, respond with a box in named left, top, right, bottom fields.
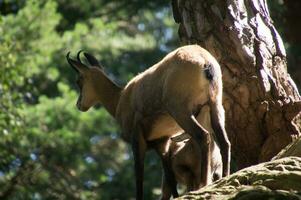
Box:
left=132, top=125, right=147, bottom=200
left=209, top=101, right=230, bottom=177
left=170, top=110, right=212, bottom=186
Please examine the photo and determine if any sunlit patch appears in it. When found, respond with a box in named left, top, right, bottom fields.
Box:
left=85, top=156, right=95, bottom=164
left=30, top=153, right=37, bottom=161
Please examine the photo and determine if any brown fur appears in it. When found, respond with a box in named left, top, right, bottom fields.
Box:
left=66, top=45, right=231, bottom=200
left=157, top=133, right=222, bottom=200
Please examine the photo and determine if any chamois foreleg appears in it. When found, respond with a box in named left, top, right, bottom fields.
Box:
left=161, top=155, right=178, bottom=199
left=209, top=101, right=230, bottom=177
left=160, top=162, right=179, bottom=200
left=160, top=174, right=172, bottom=200
left=132, top=126, right=147, bottom=200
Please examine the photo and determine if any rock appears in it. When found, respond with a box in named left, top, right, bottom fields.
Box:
left=177, top=157, right=301, bottom=199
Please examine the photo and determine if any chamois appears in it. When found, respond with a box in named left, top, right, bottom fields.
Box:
left=66, top=45, right=231, bottom=200
left=150, top=105, right=222, bottom=200
left=160, top=135, right=222, bottom=199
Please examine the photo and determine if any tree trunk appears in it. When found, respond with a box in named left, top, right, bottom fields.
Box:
left=273, top=136, right=301, bottom=160
left=172, top=0, right=301, bottom=169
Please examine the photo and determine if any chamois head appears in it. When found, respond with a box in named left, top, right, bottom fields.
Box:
left=66, top=51, right=104, bottom=112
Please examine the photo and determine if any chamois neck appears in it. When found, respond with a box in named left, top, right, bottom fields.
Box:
left=96, top=73, right=122, bottom=117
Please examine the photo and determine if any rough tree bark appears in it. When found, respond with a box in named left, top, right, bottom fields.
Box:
left=172, top=0, right=301, bottom=169
left=273, top=136, right=301, bottom=160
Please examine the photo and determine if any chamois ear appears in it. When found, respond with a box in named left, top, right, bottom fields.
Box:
left=83, top=52, right=103, bottom=68
left=66, top=51, right=89, bottom=73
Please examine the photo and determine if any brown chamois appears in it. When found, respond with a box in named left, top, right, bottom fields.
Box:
left=66, top=45, right=231, bottom=200
left=151, top=106, right=222, bottom=200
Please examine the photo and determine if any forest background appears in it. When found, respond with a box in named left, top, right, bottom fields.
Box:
left=0, top=0, right=300, bottom=199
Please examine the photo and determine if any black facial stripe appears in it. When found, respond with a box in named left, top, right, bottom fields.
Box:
left=76, top=79, right=81, bottom=87
left=76, top=75, right=83, bottom=87
left=78, top=93, right=82, bottom=103
left=70, top=64, right=79, bottom=73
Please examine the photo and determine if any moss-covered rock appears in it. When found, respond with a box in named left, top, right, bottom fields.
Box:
left=177, top=157, right=301, bottom=199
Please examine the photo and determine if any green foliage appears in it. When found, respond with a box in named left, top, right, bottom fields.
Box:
left=55, top=0, right=170, bottom=31
left=0, top=0, right=25, bottom=15
left=269, top=1, right=301, bottom=88
left=0, top=0, right=176, bottom=199
left=1, top=0, right=297, bottom=199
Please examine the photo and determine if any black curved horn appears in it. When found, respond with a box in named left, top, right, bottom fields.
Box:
left=77, top=50, right=84, bottom=64
left=66, top=51, right=87, bottom=73
left=66, top=51, right=72, bottom=63
left=66, top=51, right=71, bottom=61
left=66, top=52, right=77, bottom=70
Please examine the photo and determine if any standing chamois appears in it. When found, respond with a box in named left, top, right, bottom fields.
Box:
left=66, top=45, right=230, bottom=200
